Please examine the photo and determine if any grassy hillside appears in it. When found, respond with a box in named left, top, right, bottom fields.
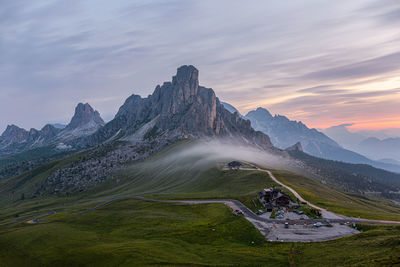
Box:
left=294, top=226, right=400, bottom=266
left=2, top=140, right=400, bottom=222
left=288, top=150, right=400, bottom=193
left=0, top=199, right=289, bottom=266
left=1, top=141, right=400, bottom=266
left=1, top=199, right=399, bottom=266
left=272, top=170, right=400, bottom=221
left=0, top=151, right=88, bottom=205
left=0, top=141, right=287, bottom=223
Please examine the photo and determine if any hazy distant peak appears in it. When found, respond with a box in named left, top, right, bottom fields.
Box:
left=246, top=107, right=273, bottom=120
left=51, top=123, right=66, bottom=129
left=1, top=124, right=28, bottom=142
left=66, top=103, right=104, bottom=131
left=285, top=142, right=303, bottom=152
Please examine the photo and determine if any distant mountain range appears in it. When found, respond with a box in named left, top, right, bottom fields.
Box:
left=0, top=103, right=104, bottom=157
left=221, top=104, right=400, bottom=173
left=0, top=65, right=399, bottom=200
left=324, top=124, right=400, bottom=163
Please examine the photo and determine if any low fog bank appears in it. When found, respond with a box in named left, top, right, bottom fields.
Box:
left=135, top=139, right=303, bottom=174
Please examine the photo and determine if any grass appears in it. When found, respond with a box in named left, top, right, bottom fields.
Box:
left=0, top=146, right=72, bottom=167
left=272, top=170, right=400, bottom=221
left=1, top=199, right=400, bottom=266
left=0, top=199, right=290, bottom=266
left=92, top=167, right=298, bottom=213
left=294, top=225, right=400, bottom=266
left=297, top=205, right=321, bottom=219
left=1, top=140, right=400, bottom=265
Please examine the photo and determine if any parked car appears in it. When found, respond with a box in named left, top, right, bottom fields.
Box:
left=234, top=209, right=243, bottom=216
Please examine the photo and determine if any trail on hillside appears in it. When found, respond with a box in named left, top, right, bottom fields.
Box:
left=2, top=168, right=400, bottom=235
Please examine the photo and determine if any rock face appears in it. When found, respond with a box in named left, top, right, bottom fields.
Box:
left=0, top=124, right=59, bottom=147
left=40, top=66, right=277, bottom=195
left=0, top=125, right=29, bottom=145
left=0, top=124, right=61, bottom=157
left=0, top=103, right=104, bottom=156
left=84, top=65, right=274, bottom=150
left=245, top=107, right=341, bottom=152
left=285, top=142, right=303, bottom=152
left=65, top=103, right=104, bottom=131
left=58, top=103, right=105, bottom=141
left=243, top=107, right=400, bottom=173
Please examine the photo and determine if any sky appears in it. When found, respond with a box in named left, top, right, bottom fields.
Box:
left=1, top=0, right=399, bottom=134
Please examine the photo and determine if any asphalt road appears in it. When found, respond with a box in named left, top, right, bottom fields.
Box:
left=0, top=212, right=56, bottom=228
left=2, top=168, right=400, bottom=228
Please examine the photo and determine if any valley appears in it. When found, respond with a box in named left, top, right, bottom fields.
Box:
left=1, top=141, right=400, bottom=265
left=1, top=169, right=400, bottom=265
left=3, top=1, right=400, bottom=265
left=1, top=66, right=399, bottom=266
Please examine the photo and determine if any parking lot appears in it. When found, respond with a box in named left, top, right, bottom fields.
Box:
left=248, top=218, right=360, bottom=242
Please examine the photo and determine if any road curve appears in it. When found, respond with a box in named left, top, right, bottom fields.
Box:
left=0, top=212, right=56, bottom=228
left=2, top=167, right=400, bottom=228
left=1, top=195, right=400, bottom=230
left=241, top=166, right=400, bottom=223
left=252, top=168, right=343, bottom=219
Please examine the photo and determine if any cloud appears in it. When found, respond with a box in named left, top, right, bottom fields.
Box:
left=1, top=0, right=400, bottom=132
left=303, top=52, right=400, bottom=81
left=361, top=0, right=400, bottom=25
left=331, top=123, right=355, bottom=128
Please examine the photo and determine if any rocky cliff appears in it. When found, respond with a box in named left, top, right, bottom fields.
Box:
left=83, top=65, right=274, bottom=150
left=58, top=103, right=105, bottom=141
left=0, top=103, right=104, bottom=156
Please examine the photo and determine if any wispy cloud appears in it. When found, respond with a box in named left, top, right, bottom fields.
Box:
left=0, top=0, right=400, bottom=132
left=303, top=52, right=400, bottom=81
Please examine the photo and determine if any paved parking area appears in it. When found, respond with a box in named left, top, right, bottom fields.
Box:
left=247, top=218, right=360, bottom=242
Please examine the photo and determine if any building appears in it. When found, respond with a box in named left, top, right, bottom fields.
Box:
left=258, top=188, right=296, bottom=211
left=227, top=161, right=242, bottom=170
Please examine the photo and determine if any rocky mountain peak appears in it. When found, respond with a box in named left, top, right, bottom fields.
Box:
left=172, top=65, right=199, bottom=100
left=66, top=103, right=104, bottom=130
left=246, top=107, right=273, bottom=120
left=1, top=124, right=29, bottom=143
left=40, top=124, right=60, bottom=138
left=285, top=142, right=303, bottom=152
left=85, top=65, right=274, bottom=150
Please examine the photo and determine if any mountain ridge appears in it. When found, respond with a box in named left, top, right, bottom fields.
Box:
left=78, top=65, right=275, bottom=151
left=236, top=106, right=400, bottom=173
left=0, top=103, right=104, bottom=157
left=0, top=65, right=399, bottom=202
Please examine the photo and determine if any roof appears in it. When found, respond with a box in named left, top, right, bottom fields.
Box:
left=228, top=161, right=242, bottom=166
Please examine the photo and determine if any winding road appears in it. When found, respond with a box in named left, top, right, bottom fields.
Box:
left=1, top=168, right=400, bottom=230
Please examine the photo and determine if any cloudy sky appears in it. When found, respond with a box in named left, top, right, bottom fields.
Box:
left=1, top=0, right=399, bottom=133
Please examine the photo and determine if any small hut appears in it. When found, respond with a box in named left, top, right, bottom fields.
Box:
left=228, top=161, right=242, bottom=170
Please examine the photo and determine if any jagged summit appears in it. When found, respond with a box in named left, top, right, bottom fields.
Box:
left=0, top=123, right=60, bottom=155
left=58, top=103, right=105, bottom=141
left=247, top=107, right=273, bottom=120
left=0, top=66, right=275, bottom=157
left=285, top=142, right=303, bottom=152
left=1, top=124, right=29, bottom=144
left=0, top=103, right=104, bottom=156
left=85, top=65, right=274, bottom=150
left=66, top=103, right=104, bottom=130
